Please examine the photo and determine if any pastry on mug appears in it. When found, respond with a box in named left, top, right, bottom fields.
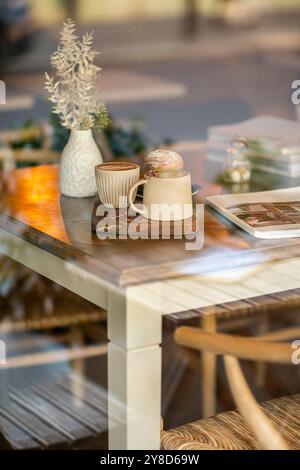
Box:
left=145, top=149, right=184, bottom=175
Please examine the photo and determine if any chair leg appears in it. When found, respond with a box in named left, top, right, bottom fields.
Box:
left=201, top=315, right=217, bottom=418
left=255, top=315, right=269, bottom=387
left=70, top=326, right=85, bottom=404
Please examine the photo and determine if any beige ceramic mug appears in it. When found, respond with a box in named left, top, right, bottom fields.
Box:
left=128, top=170, right=193, bottom=221
left=95, top=162, right=140, bottom=208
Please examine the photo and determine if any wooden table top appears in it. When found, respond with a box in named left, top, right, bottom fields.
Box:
left=1, top=144, right=300, bottom=287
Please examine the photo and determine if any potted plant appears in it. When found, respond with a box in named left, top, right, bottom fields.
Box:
left=45, top=18, right=110, bottom=197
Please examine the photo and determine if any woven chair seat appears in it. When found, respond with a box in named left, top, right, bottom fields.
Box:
left=0, top=294, right=106, bottom=332
left=161, top=394, right=300, bottom=450
left=0, top=263, right=106, bottom=332
left=0, top=259, right=107, bottom=332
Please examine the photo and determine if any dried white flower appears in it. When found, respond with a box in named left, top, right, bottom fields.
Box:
left=45, top=18, right=110, bottom=130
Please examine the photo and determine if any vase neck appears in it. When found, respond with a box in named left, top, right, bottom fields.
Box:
left=69, top=129, right=93, bottom=141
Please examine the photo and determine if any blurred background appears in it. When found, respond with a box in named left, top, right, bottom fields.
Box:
left=1, top=0, right=300, bottom=451
left=1, top=0, right=300, bottom=146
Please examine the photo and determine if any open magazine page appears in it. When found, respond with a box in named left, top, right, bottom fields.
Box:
left=206, top=187, right=300, bottom=239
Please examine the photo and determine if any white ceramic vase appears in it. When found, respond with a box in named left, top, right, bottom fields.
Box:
left=60, top=129, right=103, bottom=198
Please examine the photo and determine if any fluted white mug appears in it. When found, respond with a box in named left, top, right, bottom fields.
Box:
left=95, top=162, right=140, bottom=208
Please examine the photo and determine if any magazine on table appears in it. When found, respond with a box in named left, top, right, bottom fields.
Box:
left=206, top=186, right=300, bottom=239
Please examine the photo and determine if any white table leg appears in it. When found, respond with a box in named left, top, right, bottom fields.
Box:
left=107, top=285, right=163, bottom=450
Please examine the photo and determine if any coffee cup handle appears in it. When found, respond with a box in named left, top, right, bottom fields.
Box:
left=128, top=179, right=147, bottom=216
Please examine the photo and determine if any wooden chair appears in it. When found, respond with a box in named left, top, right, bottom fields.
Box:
left=0, top=126, right=112, bottom=170
left=0, top=126, right=60, bottom=170
left=0, top=259, right=107, bottom=334
left=161, top=326, right=300, bottom=450
left=167, top=288, right=300, bottom=418
left=0, top=365, right=109, bottom=449
left=0, top=259, right=109, bottom=449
